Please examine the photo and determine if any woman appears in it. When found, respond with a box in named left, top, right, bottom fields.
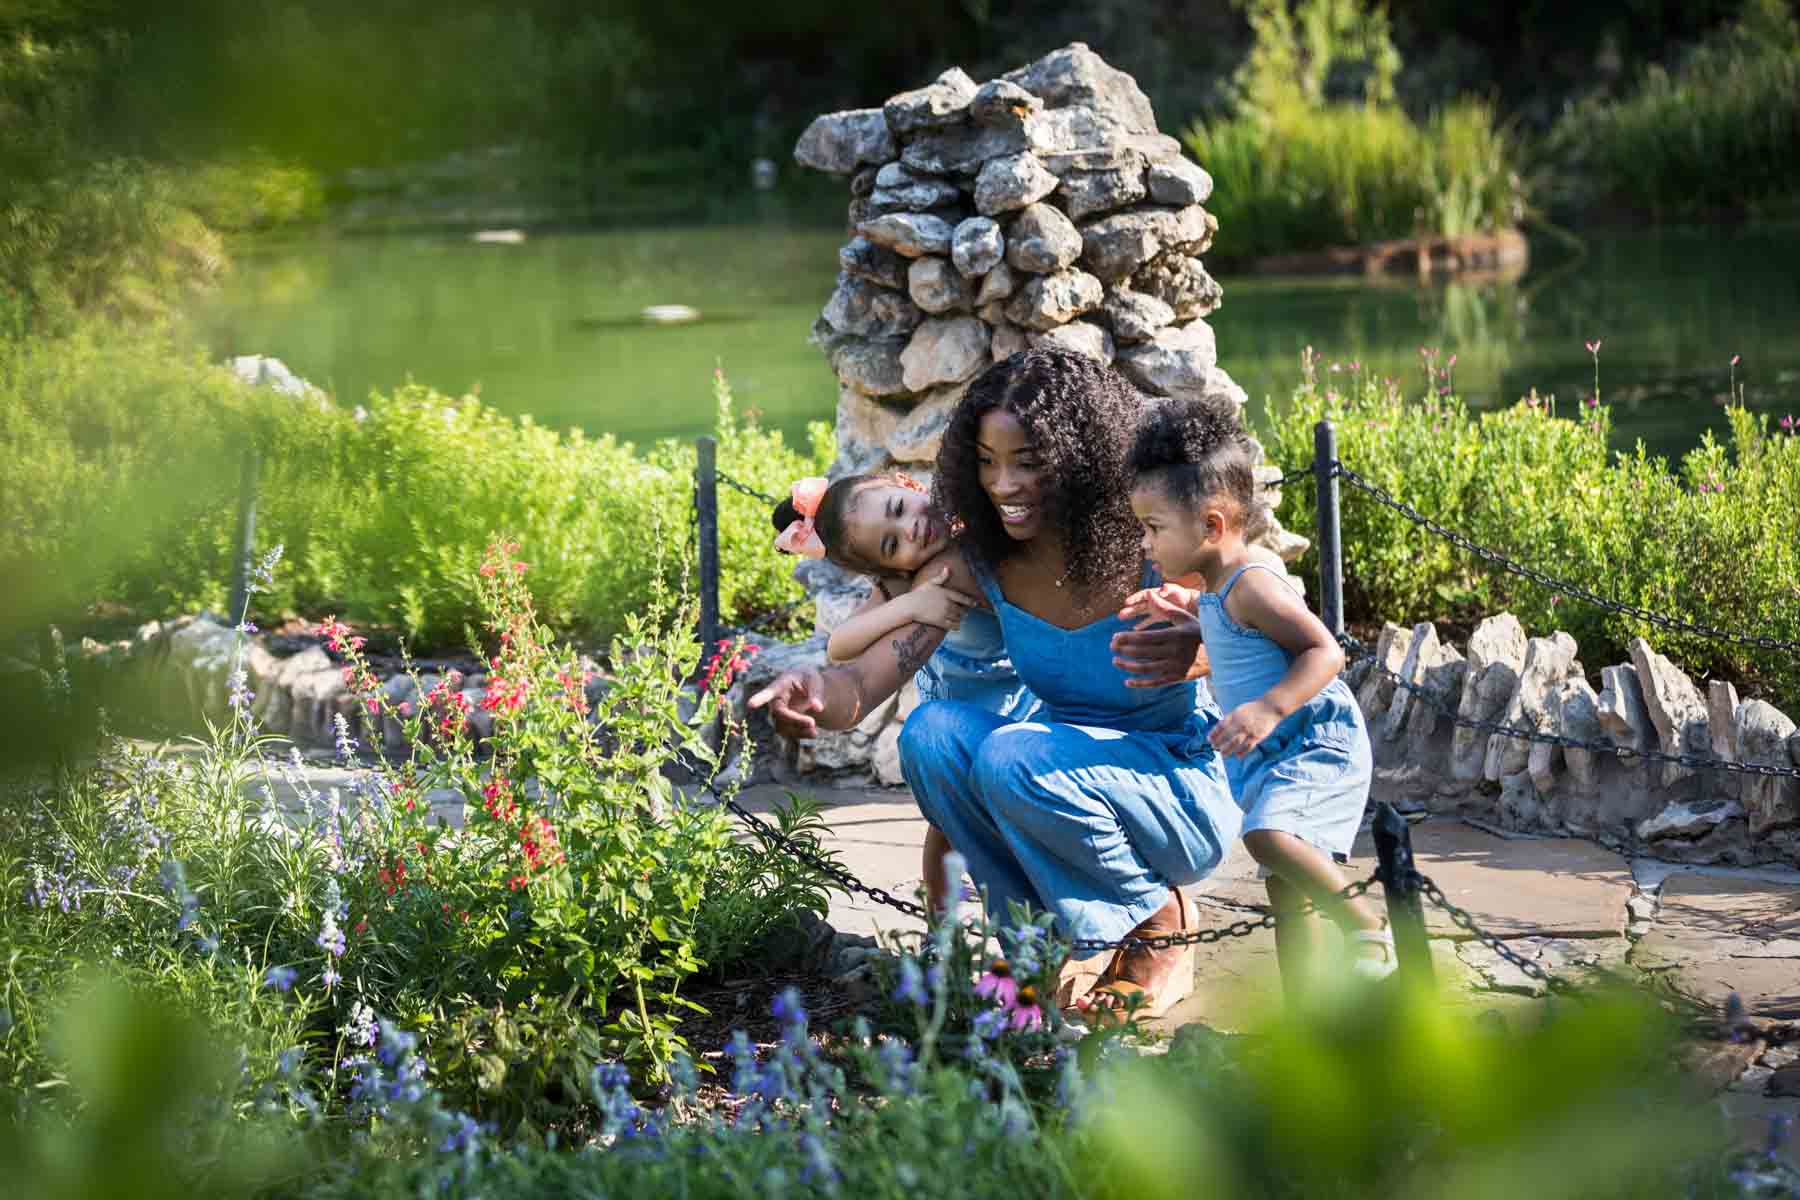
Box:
left=751, top=349, right=1240, bottom=1017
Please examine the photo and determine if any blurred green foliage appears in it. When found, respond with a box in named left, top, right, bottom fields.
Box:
left=1542, top=0, right=1800, bottom=220
left=1080, top=981, right=1730, bottom=1200
left=1264, top=354, right=1800, bottom=709
left=0, top=323, right=825, bottom=649
left=1185, top=0, right=1524, bottom=260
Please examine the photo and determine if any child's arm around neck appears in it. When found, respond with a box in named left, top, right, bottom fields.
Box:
left=824, top=553, right=984, bottom=663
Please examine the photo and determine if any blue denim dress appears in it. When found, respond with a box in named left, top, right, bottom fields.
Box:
left=898, top=559, right=1241, bottom=944
left=1195, top=563, right=1372, bottom=860
left=915, top=606, right=1041, bottom=722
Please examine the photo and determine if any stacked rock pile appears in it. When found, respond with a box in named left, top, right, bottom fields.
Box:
left=794, top=43, right=1275, bottom=513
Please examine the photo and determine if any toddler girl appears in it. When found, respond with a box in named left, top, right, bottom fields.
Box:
left=1123, top=400, right=1393, bottom=993
left=771, top=474, right=1040, bottom=914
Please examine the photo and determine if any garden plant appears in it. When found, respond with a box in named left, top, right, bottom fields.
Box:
left=1262, top=346, right=1800, bottom=710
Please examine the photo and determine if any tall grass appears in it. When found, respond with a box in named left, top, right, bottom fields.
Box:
left=1188, top=97, right=1520, bottom=261
left=1544, top=0, right=1800, bottom=220
left=1183, top=0, right=1522, bottom=261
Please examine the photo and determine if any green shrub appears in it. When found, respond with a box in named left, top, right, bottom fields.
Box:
left=1544, top=0, right=1800, bottom=220
left=1262, top=352, right=1800, bottom=708
left=1, top=543, right=834, bottom=1132
left=1184, top=0, right=1522, bottom=259
left=0, top=327, right=824, bottom=648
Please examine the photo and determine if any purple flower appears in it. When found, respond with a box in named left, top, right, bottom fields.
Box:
left=227, top=668, right=253, bottom=713
left=331, top=713, right=359, bottom=763
left=321, top=968, right=340, bottom=989
left=771, top=987, right=807, bottom=1030
left=247, top=544, right=284, bottom=594
left=1781, top=414, right=1796, bottom=435
left=235, top=621, right=258, bottom=635
left=264, top=966, right=298, bottom=992
left=893, top=957, right=927, bottom=1007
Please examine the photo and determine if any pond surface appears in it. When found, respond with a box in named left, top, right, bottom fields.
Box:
left=193, top=223, right=1800, bottom=463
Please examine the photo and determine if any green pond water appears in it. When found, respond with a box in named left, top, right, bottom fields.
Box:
left=193, top=223, right=1800, bottom=463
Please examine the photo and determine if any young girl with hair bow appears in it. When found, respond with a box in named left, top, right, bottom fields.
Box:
left=771, top=472, right=1041, bottom=914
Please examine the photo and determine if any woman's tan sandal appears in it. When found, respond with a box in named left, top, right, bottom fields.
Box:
left=1075, top=888, right=1195, bottom=1025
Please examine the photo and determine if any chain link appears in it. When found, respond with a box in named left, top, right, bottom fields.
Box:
left=702, top=777, right=1375, bottom=952
left=1336, top=463, right=1800, bottom=658
left=1271, top=463, right=1317, bottom=489
left=1342, top=633, right=1800, bottom=780
left=1419, top=875, right=1583, bottom=997
left=715, top=470, right=783, bottom=507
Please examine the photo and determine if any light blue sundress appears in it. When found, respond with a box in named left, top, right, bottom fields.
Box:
left=1194, top=562, right=1373, bottom=861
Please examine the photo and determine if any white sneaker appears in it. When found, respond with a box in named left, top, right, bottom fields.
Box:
left=1347, top=928, right=1398, bottom=981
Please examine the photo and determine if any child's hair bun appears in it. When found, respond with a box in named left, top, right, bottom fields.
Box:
left=771, top=496, right=801, bottom=534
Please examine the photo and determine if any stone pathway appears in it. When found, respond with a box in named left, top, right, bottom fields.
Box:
left=737, top=777, right=1800, bottom=1156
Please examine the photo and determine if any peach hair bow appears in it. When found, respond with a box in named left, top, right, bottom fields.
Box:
left=773, top=476, right=830, bottom=559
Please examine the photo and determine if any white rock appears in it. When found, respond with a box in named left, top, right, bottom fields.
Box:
left=1132, top=251, right=1223, bottom=320
left=970, top=79, right=1043, bottom=129
left=1112, top=319, right=1217, bottom=398
left=991, top=322, right=1029, bottom=362
left=1381, top=622, right=1465, bottom=748
left=1558, top=677, right=1605, bottom=789
left=883, top=67, right=978, bottom=136
left=1003, top=269, right=1104, bottom=331
left=950, top=217, right=1004, bottom=278
left=831, top=337, right=911, bottom=397
left=1630, top=637, right=1711, bottom=787
left=839, top=236, right=909, bottom=290
left=1029, top=321, right=1114, bottom=364
left=1637, top=798, right=1743, bottom=841
left=1484, top=634, right=1580, bottom=783
left=1147, top=158, right=1214, bottom=205
left=1001, top=43, right=1160, bottom=133
left=907, top=256, right=974, bottom=314
left=1056, top=165, right=1147, bottom=221
left=833, top=385, right=905, bottom=474
left=857, top=212, right=956, bottom=258
left=822, top=273, right=925, bottom=338
left=1596, top=663, right=1654, bottom=757
left=900, top=317, right=990, bottom=392
left=794, top=109, right=897, bottom=175
left=1100, top=288, right=1175, bottom=342
left=889, top=387, right=964, bottom=465
left=973, top=152, right=1059, bottom=215
left=1734, top=699, right=1798, bottom=836
left=1449, top=613, right=1527, bottom=781
left=975, top=261, right=1017, bottom=304
left=1354, top=623, right=1414, bottom=719
left=1005, top=202, right=1083, bottom=273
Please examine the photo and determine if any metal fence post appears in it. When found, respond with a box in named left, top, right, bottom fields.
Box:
left=1371, top=801, right=1435, bottom=987
left=1313, top=420, right=1343, bottom=637
left=227, top=447, right=261, bottom=623
left=695, top=436, right=720, bottom=656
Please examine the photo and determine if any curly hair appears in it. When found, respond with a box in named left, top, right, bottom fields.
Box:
left=1127, top=393, right=1258, bottom=524
left=933, top=348, right=1148, bottom=601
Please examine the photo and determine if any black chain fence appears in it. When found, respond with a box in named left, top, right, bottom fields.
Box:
left=1335, top=463, right=1800, bottom=658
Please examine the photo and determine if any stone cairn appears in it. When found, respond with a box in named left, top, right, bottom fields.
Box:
left=776, top=44, right=1308, bottom=781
